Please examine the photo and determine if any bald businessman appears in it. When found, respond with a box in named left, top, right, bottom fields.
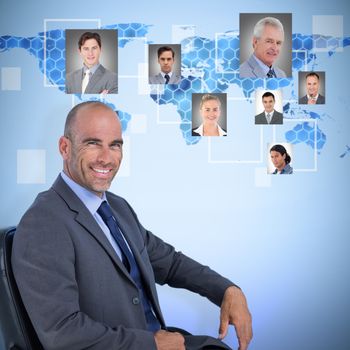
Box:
left=12, top=101, right=252, bottom=350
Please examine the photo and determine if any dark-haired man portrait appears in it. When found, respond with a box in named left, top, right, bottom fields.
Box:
left=255, top=91, right=283, bottom=124
left=298, top=72, right=325, bottom=104
left=149, top=45, right=181, bottom=84
left=65, top=31, right=118, bottom=94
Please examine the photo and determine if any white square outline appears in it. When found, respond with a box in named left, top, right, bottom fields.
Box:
left=43, top=19, right=101, bottom=88
left=43, top=19, right=149, bottom=88
left=120, top=37, right=148, bottom=79
left=207, top=101, right=318, bottom=171
left=207, top=96, right=264, bottom=164
left=215, top=31, right=240, bottom=74
left=283, top=118, right=318, bottom=172
left=254, top=167, right=272, bottom=187
left=312, top=35, right=343, bottom=53
left=312, top=15, right=344, bottom=53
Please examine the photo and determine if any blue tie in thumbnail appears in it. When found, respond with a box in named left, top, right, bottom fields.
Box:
left=267, top=68, right=276, bottom=78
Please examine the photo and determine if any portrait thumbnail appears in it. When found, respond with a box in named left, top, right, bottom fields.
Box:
left=239, top=13, right=292, bottom=78
left=298, top=71, right=326, bottom=104
left=267, top=142, right=293, bottom=174
left=65, top=29, right=118, bottom=94
left=192, top=93, right=227, bottom=136
left=148, top=44, right=181, bottom=85
left=255, top=89, right=283, bottom=124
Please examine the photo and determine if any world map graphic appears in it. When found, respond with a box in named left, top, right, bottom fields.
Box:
left=1, top=23, right=349, bottom=154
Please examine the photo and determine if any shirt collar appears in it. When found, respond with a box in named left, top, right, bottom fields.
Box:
left=307, top=94, right=319, bottom=100
left=160, top=71, right=172, bottom=78
left=193, top=123, right=227, bottom=136
left=60, top=171, right=106, bottom=215
left=83, top=63, right=100, bottom=75
left=265, top=110, right=274, bottom=117
left=273, top=163, right=292, bottom=174
left=252, top=54, right=273, bottom=76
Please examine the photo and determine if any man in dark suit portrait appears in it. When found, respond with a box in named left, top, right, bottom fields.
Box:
left=255, top=91, right=283, bottom=124
left=12, top=101, right=252, bottom=350
left=240, top=17, right=287, bottom=78
left=65, top=32, right=118, bottom=94
left=299, top=72, right=325, bottom=104
left=149, top=46, right=181, bottom=84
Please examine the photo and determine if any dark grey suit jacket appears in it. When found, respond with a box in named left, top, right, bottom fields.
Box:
left=65, top=64, right=118, bottom=94
left=240, top=54, right=287, bottom=78
left=255, top=110, right=283, bottom=124
left=298, top=94, right=325, bottom=104
left=12, top=175, right=233, bottom=350
left=149, top=72, right=181, bottom=84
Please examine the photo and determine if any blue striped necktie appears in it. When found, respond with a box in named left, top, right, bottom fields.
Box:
left=267, top=68, right=276, bottom=78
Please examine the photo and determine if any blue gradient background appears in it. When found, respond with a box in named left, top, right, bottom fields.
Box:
left=1, top=1, right=349, bottom=349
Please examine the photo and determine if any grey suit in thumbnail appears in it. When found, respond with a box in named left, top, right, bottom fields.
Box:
left=255, top=110, right=283, bottom=124
left=66, top=64, right=118, bottom=94
left=149, top=72, right=181, bottom=84
left=240, top=54, right=286, bottom=78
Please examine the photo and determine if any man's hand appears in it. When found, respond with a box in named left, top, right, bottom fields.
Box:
left=218, top=286, right=253, bottom=350
left=154, top=330, right=185, bottom=350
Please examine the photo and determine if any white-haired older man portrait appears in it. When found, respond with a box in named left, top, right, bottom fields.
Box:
left=240, top=16, right=287, bottom=78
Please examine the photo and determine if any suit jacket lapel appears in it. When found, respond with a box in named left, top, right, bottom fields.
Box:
left=75, top=69, right=84, bottom=93
left=86, top=65, right=105, bottom=93
left=157, top=73, right=163, bottom=84
left=272, top=111, right=283, bottom=124
left=169, top=74, right=179, bottom=84
left=111, top=208, right=154, bottom=286
left=52, top=175, right=165, bottom=324
left=51, top=175, right=135, bottom=284
left=248, top=55, right=266, bottom=78
left=107, top=198, right=164, bottom=323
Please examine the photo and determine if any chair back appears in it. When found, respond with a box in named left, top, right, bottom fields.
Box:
left=0, top=227, right=44, bottom=350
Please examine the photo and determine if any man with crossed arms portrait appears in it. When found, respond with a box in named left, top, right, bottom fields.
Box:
left=66, top=31, right=118, bottom=94
left=12, top=101, right=252, bottom=350
left=240, top=17, right=287, bottom=79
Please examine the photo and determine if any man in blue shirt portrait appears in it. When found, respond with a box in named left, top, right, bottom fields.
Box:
left=12, top=101, right=253, bottom=350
